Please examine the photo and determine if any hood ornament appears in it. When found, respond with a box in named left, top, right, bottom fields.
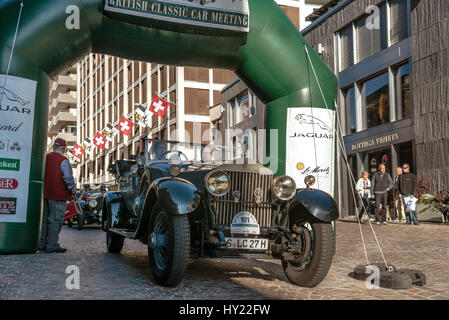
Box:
left=254, top=188, right=263, bottom=204
left=233, top=190, right=241, bottom=202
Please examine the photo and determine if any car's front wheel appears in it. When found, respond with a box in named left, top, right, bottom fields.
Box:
left=147, top=201, right=190, bottom=287
left=106, top=219, right=124, bottom=254
left=77, top=213, right=84, bottom=230
left=282, top=219, right=335, bottom=287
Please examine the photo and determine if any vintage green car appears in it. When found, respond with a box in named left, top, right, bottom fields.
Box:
left=103, top=139, right=338, bottom=287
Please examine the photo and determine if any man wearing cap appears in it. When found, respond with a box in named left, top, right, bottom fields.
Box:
left=39, top=138, right=76, bottom=253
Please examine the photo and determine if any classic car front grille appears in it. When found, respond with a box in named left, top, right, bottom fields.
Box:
left=213, top=170, right=273, bottom=227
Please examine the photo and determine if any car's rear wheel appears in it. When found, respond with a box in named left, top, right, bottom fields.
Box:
left=147, top=201, right=190, bottom=287
left=282, top=219, right=335, bottom=287
left=106, top=218, right=124, bottom=254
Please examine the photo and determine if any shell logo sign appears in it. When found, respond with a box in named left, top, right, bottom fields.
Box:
left=0, top=178, right=19, bottom=190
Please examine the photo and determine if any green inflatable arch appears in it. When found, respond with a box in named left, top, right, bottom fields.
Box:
left=0, top=0, right=336, bottom=253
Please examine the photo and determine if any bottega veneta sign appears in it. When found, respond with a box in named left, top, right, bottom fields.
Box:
left=104, top=0, right=250, bottom=32
left=351, top=133, right=399, bottom=152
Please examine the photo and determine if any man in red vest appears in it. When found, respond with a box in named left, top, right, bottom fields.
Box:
left=39, top=138, right=76, bottom=253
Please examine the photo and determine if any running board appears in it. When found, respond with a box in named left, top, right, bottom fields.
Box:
left=109, top=228, right=136, bottom=239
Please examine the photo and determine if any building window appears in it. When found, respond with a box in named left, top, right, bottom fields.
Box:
left=228, top=99, right=237, bottom=127
left=237, top=91, right=255, bottom=120
left=395, top=63, right=411, bottom=120
left=390, top=0, right=408, bottom=45
left=227, top=90, right=255, bottom=128
left=362, top=72, right=390, bottom=129
left=343, top=86, right=356, bottom=134
left=339, top=24, right=354, bottom=71
left=355, top=3, right=387, bottom=63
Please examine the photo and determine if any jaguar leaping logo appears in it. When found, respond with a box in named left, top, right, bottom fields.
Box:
left=0, top=85, right=30, bottom=106
left=295, top=114, right=331, bottom=132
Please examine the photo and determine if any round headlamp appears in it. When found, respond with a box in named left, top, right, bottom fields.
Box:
left=168, top=164, right=181, bottom=177
left=272, top=175, right=297, bottom=201
left=137, top=155, right=146, bottom=167
left=304, top=175, right=316, bottom=187
left=89, top=199, right=98, bottom=208
left=205, top=170, right=230, bottom=197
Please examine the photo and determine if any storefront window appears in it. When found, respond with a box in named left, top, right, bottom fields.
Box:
left=363, top=148, right=392, bottom=177
left=343, top=86, right=356, bottom=134
left=355, top=4, right=387, bottom=63
left=395, top=63, right=411, bottom=120
left=399, top=141, right=414, bottom=171
left=363, top=72, right=390, bottom=129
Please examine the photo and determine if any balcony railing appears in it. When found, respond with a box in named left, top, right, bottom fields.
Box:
left=49, top=93, right=77, bottom=117
left=49, top=75, right=77, bottom=99
left=48, top=112, right=77, bottom=135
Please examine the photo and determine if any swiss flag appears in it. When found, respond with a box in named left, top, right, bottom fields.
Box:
left=72, top=144, right=84, bottom=159
left=93, top=132, right=107, bottom=149
left=117, top=115, right=135, bottom=136
left=149, top=95, right=170, bottom=118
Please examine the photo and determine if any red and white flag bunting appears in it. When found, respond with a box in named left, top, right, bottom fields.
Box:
left=149, top=94, right=170, bottom=118
left=101, top=123, right=119, bottom=142
left=67, top=96, right=172, bottom=163
left=117, top=115, right=135, bottom=136
left=72, top=144, right=84, bottom=159
left=93, top=132, right=107, bottom=149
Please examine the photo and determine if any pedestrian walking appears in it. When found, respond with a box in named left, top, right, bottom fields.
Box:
left=39, top=138, right=76, bottom=253
left=394, top=167, right=406, bottom=222
left=398, top=163, right=419, bottom=225
left=370, top=163, right=393, bottom=225
left=356, top=170, right=373, bottom=223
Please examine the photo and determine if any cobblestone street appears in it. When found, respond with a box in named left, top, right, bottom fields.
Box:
left=1, top=221, right=449, bottom=300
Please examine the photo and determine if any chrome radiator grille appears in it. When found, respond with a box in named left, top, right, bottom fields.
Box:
left=213, top=170, right=273, bottom=227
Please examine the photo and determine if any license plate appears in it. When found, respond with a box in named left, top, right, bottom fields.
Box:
left=224, top=238, right=269, bottom=250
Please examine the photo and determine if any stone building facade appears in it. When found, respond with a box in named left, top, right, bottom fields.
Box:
left=301, top=0, right=448, bottom=216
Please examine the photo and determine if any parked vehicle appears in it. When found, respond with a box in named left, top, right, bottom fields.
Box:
left=68, top=185, right=108, bottom=229
left=102, top=139, right=339, bottom=287
left=66, top=191, right=85, bottom=228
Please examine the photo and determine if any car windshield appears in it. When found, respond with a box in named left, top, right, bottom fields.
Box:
left=144, top=139, right=242, bottom=164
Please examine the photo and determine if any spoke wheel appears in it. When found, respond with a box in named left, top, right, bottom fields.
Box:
left=282, top=219, right=335, bottom=287
left=106, top=217, right=124, bottom=254
left=148, top=201, right=190, bottom=287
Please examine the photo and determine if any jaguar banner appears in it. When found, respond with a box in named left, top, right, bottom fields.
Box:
left=105, top=0, right=250, bottom=32
left=285, top=107, right=336, bottom=196
left=0, top=75, right=37, bottom=223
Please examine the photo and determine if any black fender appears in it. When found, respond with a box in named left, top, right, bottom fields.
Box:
left=103, top=191, right=130, bottom=230
left=287, top=188, right=339, bottom=224
left=134, top=177, right=202, bottom=241
left=148, top=177, right=202, bottom=215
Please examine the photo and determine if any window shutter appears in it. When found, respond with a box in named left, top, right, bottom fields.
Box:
left=340, top=26, right=354, bottom=71
left=390, top=0, right=408, bottom=45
